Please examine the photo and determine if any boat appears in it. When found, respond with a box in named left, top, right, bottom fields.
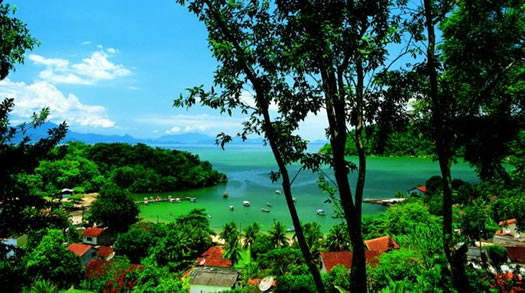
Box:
left=292, top=197, right=297, bottom=202
left=223, top=191, right=229, bottom=198
left=169, top=197, right=176, bottom=203
left=143, top=197, right=148, bottom=205
left=190, top=197, right=197, bottom=202
left=265, top=202, right=272, bottom=207
left=229, top=205, right=234, bottom=211
left=286, top=226, right=295, bottom=232
left=316, top=209, right=326, bottom=216
left=175, top=197, right=181, bottom=203
left=261, top=208, right=270, bottom=213
left=243, top=200, right=251, bottom=207
left=275, top=189, right=281, bottom=194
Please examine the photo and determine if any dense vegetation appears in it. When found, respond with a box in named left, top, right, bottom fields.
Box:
left=20, top=141, right=227, bottom=195
left=1, top=0, right=524, bottom=292
left=319, top=123, right=436, bottom=157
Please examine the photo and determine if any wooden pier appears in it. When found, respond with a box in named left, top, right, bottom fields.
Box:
left=363, top=198, right=406, bottom=206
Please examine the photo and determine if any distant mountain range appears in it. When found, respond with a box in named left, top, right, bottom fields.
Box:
left=10, top=122, right=284, bottom=145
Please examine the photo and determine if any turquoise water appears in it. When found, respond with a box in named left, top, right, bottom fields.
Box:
left=137, top=144, right=478, bottom=232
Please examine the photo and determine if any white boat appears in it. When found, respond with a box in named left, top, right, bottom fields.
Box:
left=259, top=276, right=274, bottom=292
left=266, top=202, right=272, bottom=207
left=229, top=205, right=234, bottom=211
left=317, top=209, right=326, bottom=216
left=261, top=208, right=270, bottom=213
left=286, top=226, right=295, bottom=232
left=275, top=189, right=281, bottom=194
left=190, top=197, right=196, bottom=202
left=169, top=197, right=176, bottom=203
left=243, top=200, right=251, bottom=207
left=223, top=191, right=229, bottom=198
left=292, top=197, right=297, bottom=202
left=175, top=197, right=181, bottom=203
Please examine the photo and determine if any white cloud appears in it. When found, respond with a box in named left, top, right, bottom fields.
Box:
left=0, top=78, right=115, bottom=128
left=138, top=114, right=246, bottom=135
left=80, top=41, right=92, bottom=46
left=28, top=49, right=131, bottom=85
left=96, top=44, right=103, bottom=49
left=240, top=90, right=278, bottom=111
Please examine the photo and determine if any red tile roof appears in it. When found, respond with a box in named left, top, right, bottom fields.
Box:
left=67, top=243, right=92, bottom=256
left=365, top=236, right=400, bottom=253
left=499, top=218, right=517, bottom=226
left=97, top=246, right=114, bottom=259
left=320, top=251, right=380, bottom=273
left=83, top=227, right=105, bottom=237
left=417, top=186, right=427, bottom=192
left=196, top=246, right=232, bottom=267
left=505, top=246, right=525, bottom=264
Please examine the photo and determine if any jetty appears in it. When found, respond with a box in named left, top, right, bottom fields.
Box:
left=363, top=198, right=406, bottom=206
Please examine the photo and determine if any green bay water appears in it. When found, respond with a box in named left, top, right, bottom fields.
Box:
left=137, top=144, right=478, bottom=232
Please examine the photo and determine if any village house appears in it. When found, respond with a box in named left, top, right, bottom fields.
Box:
left=195, top=246, right=232, bottom=267
left=365, top=235, right=400, bottom=253
left=190, top=266, right=239, bottom=293
left=494, top=218, right=523, bottom=246
left=82, top=227, right=112, bottom=246
left=407, top=186, right=427, bottom=195
left=67, top=243, right=97, bottom=266
left=319, top=251, right=381, bottom=273
left=97, top=245, right=115, bottom=261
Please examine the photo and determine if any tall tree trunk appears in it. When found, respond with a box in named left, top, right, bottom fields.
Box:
left=323, top=66, right=367, bottom=293
left=423, top=0, right=470, bottom=291
left=201, top=3, right=326, bottom=291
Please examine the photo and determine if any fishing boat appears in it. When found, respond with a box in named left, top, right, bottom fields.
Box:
left=229, top=205, right=234, bottom=211
left=261, top=208, right=270, bottom=213
left=275, top=189, right=281, bottom=194
left=223, top=191, right=229, bottom=198
left=316, top=209, right=326, bottom=216
left=243, top=200, right=251, bottom=207
left=265, top=202, right=272, bottom=207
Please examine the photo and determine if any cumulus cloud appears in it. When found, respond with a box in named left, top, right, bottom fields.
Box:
left=240, top=90, right=278, bottom=111
left=80, top=41, right=92, bottom=46
left=28, top=49, right=131, bottom=85
left=137, top=114, right=245, bottom=135
left=0, top=78, right=115, bottom=128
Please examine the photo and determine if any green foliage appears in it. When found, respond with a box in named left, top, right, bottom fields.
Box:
left=0, top=3, right=39, bottom=79
left=460, top=201, right=499, bottom=244
left=133, top=256, right=183, bottom=293
left=25, top=279, right=60, bottom=293
left=425, top=176, right=443, bottom=194
left=250, top=234, right=273, bottom=260
left=242, top=222, right=260, bottom=249
left=485, top=245, right=508, bottom=267
left=275, top=274, right=316, bottom=293
left=23, top=229, right=82, bottom=289
left=324, top=265, right=350, bottom=293
left=383, top=201, right=440, bottom=236
left=258, top=247, right=306, bottom=276
left=114, top=223, right=167, bottom=264
left=324, top=223, right=351, bottom=251
left=89, top=183, right=139, bottom=233
left=268, top=221, right=288, bottom=249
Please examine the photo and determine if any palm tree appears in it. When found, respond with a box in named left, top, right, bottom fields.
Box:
left=269, top=221, right=287, bottom=248
left=242, top=222, right=260, bottom=249
left=219, top=222, right=239, bottom=245
left=324, top=223, right=350, bottom=251
left=224, top=234, right=242, bottom=265
left=303, top=222, right=323, bottom=259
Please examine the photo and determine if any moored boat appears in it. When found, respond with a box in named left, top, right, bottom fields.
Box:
left=229, top=205, right=234, bottom=211
left=316, top=209, right=326, bottom=216
left=261, top=208, right=270, bottom=213
left=266, top=202, right=272, bottom=207
left=275, top=189, right=281, bottom=194
left=243, top=200, right=251, bottom=207
left=223, top=191, right=229, bottom=198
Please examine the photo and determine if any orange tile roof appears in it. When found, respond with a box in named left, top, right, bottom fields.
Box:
left=320, top=251, right=380, bottom=273
left=97, top=246, right=114, bottom=258
left=499, top=218, right=517, bottom=226
left=365, top=236, right=400, bottom=253
left=83, top=227, right=105, bottom=237
left=67, top=243, right=92, bottom=256
left=196, top=246, right=232, bottom=267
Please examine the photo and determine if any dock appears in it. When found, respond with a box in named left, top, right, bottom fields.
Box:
left=363, top=198, right=406, bottom=206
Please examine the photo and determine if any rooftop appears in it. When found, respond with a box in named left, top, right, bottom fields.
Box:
left=67, top=243, right=92, bottom=256
left=83, top=227, right=106, bottom=237
left=190, top=266, right=238, bottom=287
left=499, top=218, right=517, bottom=226
left=505, top=246, right=525, bottom=264
left=97, top=246, right=114, bottom=259
left=320, top=251, right=380, bottom=273
left=196, top=246, right=232, bottom=267
left=365, top=235, right=400, bottom=253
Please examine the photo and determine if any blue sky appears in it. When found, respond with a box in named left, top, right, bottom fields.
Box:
left=1, top=1, right=420, bottom=141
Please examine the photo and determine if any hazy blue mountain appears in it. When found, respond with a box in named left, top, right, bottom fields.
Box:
left=9, top=122, right=267, bottom=145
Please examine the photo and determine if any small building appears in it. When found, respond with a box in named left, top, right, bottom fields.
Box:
left=407, top=186, right=427, bottom=195
left=82, top=227, right=111, bottom=246
left=196, top=246, right=232, bottom=267
left=365, top=235, right=400, bottom=253
left=67, top=243, right=96, bottom=266
left=498, top=218, right=518, bottom=236
left=319, top=251, right=380, bottom=273
left=190, top=266, right=239, bottom=293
